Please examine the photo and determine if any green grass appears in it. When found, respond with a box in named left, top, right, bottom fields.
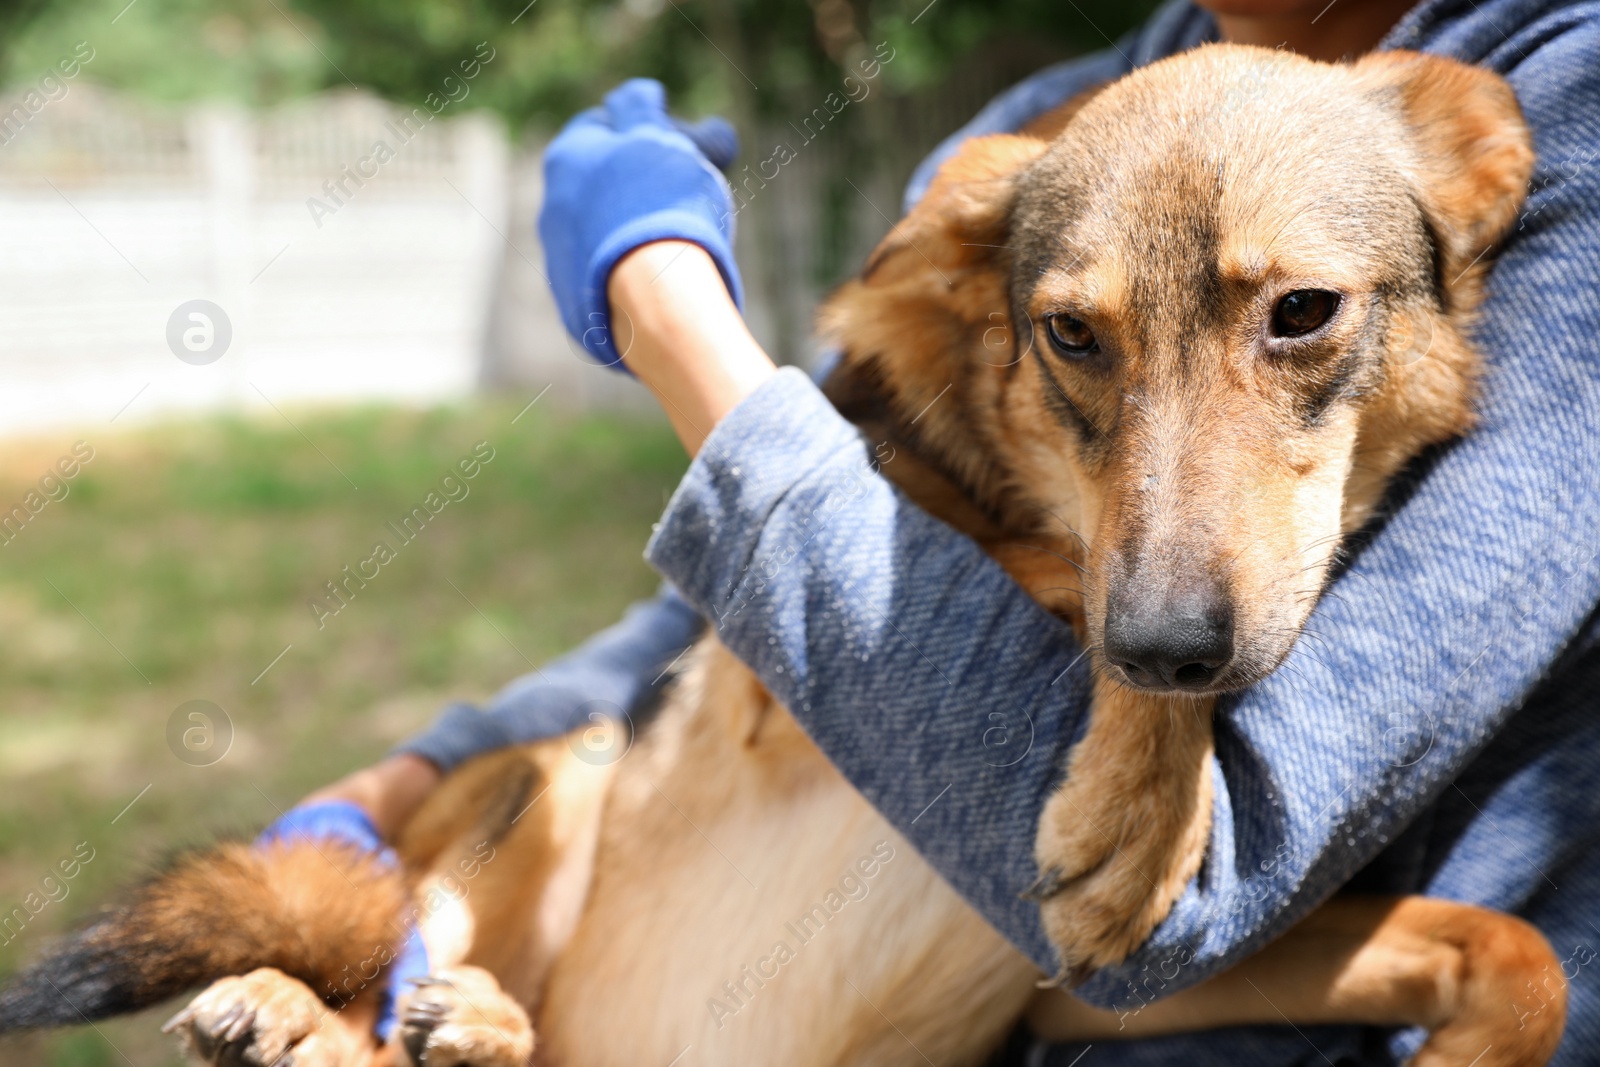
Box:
left=0, top=400, right=686, bottom=1065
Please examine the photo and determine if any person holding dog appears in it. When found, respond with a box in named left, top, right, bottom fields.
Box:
left=285, top=0, right=1600, bottom=1061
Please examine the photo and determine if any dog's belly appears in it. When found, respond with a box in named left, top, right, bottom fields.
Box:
left=534, top=640, right=1037, bottom=1067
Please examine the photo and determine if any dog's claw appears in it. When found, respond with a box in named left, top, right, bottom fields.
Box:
left=401, top=1020, right=434, bottom=1066
left=405, top=1003, right=449, bottom=1023
left=1021, top=866, right=1071, bottom=902
left=212, top=1003, right=246, bottom=1040
left=161, top=1005, right=197, bottom=1034
left=401, top=992, right=450, bottom=1065
left=223, top=1007, right=258, bottom=1043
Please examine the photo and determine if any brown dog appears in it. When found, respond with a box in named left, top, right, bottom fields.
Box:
left=823, top=40, right=1537, bottom=980
left=0, top=44, right=1561, bottom=1067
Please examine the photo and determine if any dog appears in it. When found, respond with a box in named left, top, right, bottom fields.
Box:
left=0, top=43, right=1561, bottom=1067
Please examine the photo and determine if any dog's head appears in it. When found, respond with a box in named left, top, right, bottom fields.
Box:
left=822, top=45, right=1532, bottom=695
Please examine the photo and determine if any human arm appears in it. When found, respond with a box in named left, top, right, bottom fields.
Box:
left=390, top=584, right=705, bottom=772
left=607, top=242, right=775, bottom=455
left=277, top=77, right=735, bottom=838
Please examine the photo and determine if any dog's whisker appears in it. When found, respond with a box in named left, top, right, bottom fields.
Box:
left=1032, top=505, right=1095, bottom=556
left=1005, top=541, right=1090, bottom=575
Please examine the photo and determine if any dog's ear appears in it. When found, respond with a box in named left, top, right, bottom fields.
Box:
left=1355, top=51, right=1534, bottom=297
left=861, top=133, right=1050, bottom=286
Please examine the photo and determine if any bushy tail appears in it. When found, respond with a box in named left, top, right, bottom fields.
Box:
left=0, top=839, right=409, bottom=1031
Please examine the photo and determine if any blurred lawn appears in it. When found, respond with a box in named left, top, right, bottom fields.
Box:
left=0, top=400, right=685, bottom=1066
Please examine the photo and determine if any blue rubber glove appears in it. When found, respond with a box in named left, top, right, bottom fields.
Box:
left=255, top=801, right=430, bottom=1042
left=537, top=78, right=743, bottom=369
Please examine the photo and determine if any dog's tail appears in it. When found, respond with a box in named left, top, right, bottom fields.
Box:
left=0, top=839, right=410, bottom=1032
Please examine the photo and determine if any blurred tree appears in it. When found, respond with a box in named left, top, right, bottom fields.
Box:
left=0, top=0, right=329, bottom=106
left=0, top=0, right=1159, bottom=131
left=284, top=0, right=1166, bottom=127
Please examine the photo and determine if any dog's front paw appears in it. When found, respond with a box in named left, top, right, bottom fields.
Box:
left=1027, top=690, right=1215, bottom=981
left=163, top=967, right=367, bottom=1066
left=394, top=966, right=534, bottom=1067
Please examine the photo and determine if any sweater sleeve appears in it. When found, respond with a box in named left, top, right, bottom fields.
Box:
left=646, top=26, right=1600, bottom=1003
left=647, top=369, right=1089, bottom=965
left=392, top=584, right=704, bottom=772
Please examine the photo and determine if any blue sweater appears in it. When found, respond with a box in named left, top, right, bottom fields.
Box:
left=401, top=1, right=1600, bottom=1061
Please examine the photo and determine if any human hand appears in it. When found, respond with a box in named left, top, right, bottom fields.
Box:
left=538, top=78, right=743, bottom=368
left=299, top=753, right=442, bottom=841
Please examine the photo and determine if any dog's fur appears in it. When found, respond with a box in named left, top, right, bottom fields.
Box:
left=0, top=44, right=1564, bottom=1067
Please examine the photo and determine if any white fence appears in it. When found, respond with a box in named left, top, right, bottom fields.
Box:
left=0, top=86, right=519, bottom=436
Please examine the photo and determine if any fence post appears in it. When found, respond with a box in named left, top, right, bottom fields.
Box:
left=189, top=103, right=255, bottom=400
left=453, top=112, right=511, bottom=387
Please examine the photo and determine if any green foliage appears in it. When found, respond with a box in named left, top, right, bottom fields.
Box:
left=0, top=0, right=328, bottom=108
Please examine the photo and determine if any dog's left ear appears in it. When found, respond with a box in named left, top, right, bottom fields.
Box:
left=861, top=133, right=1050, bottom=286
left=1355, top=51, right=1534, bottom=294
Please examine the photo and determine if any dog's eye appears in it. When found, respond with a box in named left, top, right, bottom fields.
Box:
left=1271, top=290, right=1341, bottom=338
left=1045, top=313, right=1098, bottom=355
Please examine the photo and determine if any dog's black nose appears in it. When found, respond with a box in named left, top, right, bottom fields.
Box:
left=1103, top=589, right=1234, bottom=691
